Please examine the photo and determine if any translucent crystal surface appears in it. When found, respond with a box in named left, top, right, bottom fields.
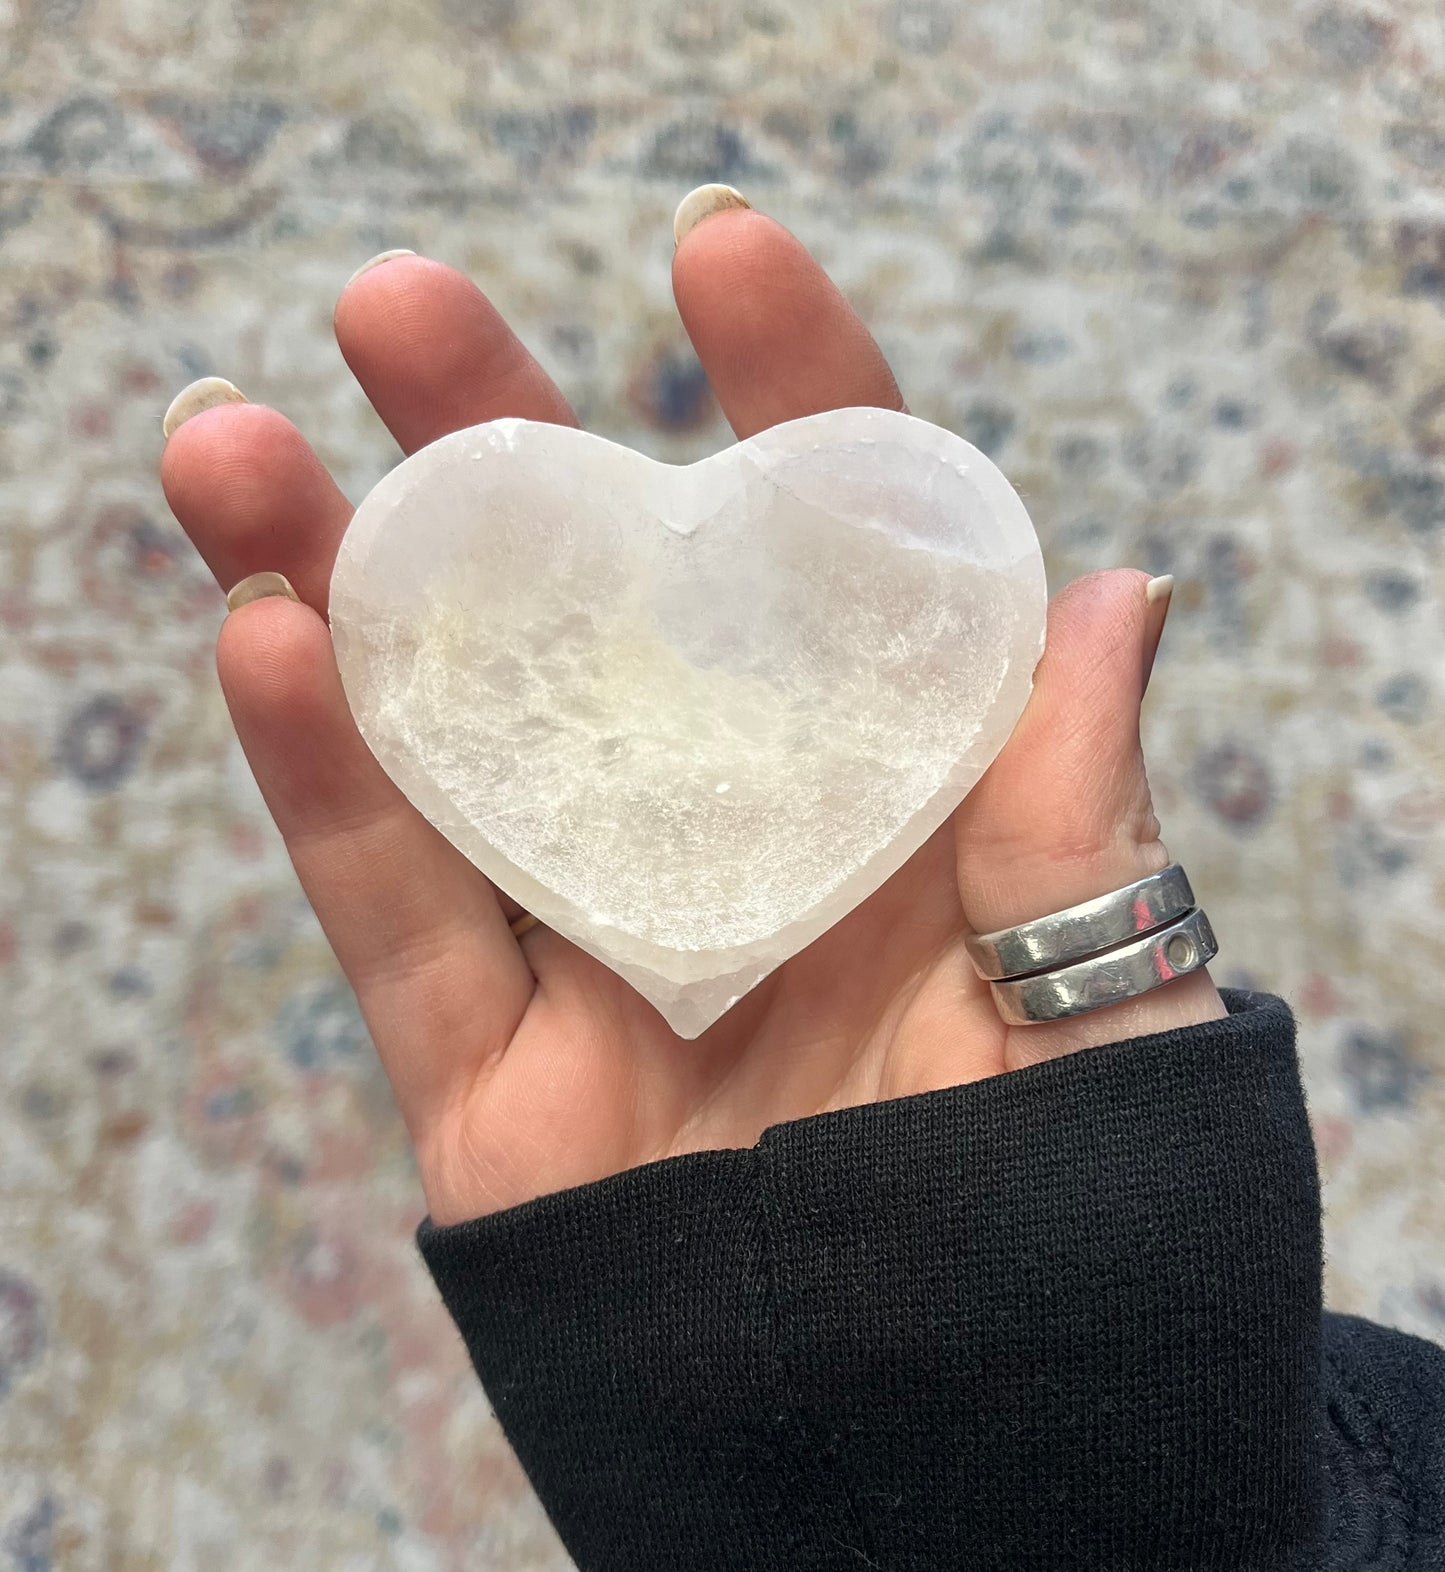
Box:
left=330, top=407, right=1047, bottom=1037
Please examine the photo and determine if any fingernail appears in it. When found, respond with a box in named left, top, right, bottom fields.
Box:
left=346, top=249, right=416, bottom=287
left=1142, top=575, right=1174, bottom=689
left=673, top=184, right=751, bottom=247
left=226, top=572, right=300, bottom=612
left=162, top=377, right=246, bottom=439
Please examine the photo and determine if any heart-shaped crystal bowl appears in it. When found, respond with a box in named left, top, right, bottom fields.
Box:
left=330, top=406, right=1047, bottom=1038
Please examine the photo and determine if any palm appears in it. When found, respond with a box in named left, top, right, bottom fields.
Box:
left=426, top=825, right=1001, bottom=1220
left=164, top=202, right=1220, bottom=1227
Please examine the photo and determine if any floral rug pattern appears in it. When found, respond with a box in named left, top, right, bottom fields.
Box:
left=3, top=1, right=1445, bottom=1566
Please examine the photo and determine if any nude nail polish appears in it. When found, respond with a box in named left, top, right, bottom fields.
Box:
left=226, top=572, right=301, bottom=612
left=345, top=250, right=417, bottom=287
left=162, top=377, right=246, bottom=439
left=1142, top=575, right=1174, bottom=688
left=673, top=184, right=751, bottom=247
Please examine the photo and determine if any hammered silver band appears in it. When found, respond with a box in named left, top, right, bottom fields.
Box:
left=987, top=908, right=1218, bottom=1025
left=966, top=863, right=1196, bottom=981
left=966, top=864, right=1218, bottom=1025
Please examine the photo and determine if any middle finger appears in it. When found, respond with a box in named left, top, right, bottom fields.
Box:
left=671, top=193, right=905, bottom=437
left=333, top=254, right=578, bottom=454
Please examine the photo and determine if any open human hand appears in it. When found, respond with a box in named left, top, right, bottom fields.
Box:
left=162, top=189, right=1224, bottom=1226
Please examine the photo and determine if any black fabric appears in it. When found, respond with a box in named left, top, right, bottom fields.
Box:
left=1316, top=1315, right=1445, bottom=1568
left=419, top=992, right=1445, bottom=1571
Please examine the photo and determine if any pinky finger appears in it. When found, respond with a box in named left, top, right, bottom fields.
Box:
left=218, top=592, right=535, bottom=1130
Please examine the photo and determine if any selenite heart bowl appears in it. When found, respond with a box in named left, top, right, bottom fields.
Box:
left=330, top=406, right=1047, bottom=1037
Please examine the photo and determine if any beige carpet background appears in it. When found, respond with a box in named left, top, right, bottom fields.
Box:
left=3, top=1, right=1445, bottom=1566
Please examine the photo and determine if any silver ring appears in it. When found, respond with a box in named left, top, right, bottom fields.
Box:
left=989, top=907, right=1218, bottom=1025
left=966, top=863, right=1195, bottom=981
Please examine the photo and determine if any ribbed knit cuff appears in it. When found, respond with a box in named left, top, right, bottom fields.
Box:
left=420, top=991, right=1323, bottom=1572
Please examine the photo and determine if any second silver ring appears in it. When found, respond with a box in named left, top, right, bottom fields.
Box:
left=989, top=906, right=1218, bottom=1025
left=966, top=863, right=1196, bottom=981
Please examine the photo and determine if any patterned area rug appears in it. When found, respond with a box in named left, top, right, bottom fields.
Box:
left=3, top=1, right=1444, bottom=1565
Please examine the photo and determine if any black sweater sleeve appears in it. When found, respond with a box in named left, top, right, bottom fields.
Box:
left=418, top=991, right=1445, bottom=1571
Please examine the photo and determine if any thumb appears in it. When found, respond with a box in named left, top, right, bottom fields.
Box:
left=954, top=569, right=1226, bottom=1063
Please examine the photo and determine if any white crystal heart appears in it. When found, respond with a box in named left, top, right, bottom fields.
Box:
left=330, top=407, right=1046, bottom=1038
